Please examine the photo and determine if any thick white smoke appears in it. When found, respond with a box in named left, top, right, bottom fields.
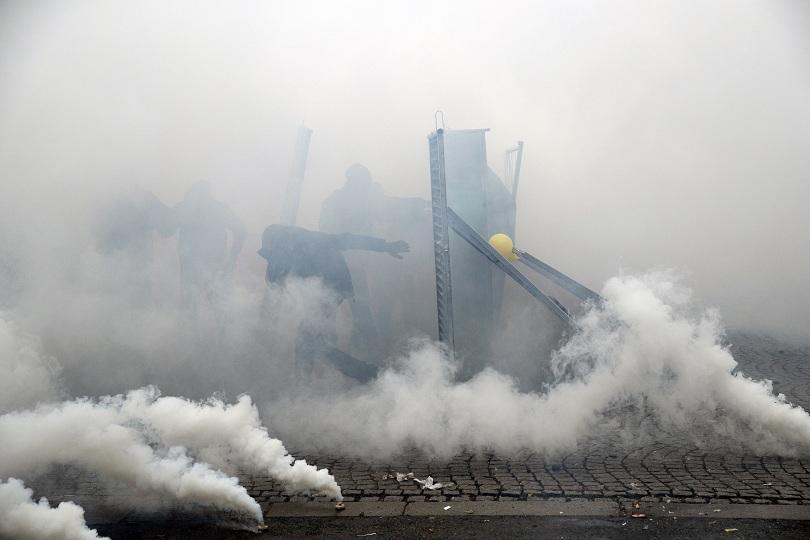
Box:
left=267, top=272, right=810, bottom=458
left=0, top=386, right=342, bottom=528
left=125, top=388, right=342, bottom=500
left=0, top=393, right=263, bottom=524
left=0, top=478, right=105, bottom=540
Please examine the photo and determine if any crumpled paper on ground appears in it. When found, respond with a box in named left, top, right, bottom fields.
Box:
left=383, top=472, right=450, bottom=490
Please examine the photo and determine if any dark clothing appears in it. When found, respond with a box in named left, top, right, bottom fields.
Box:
left=94, top=189, right=175, bottom=256
left=319, top=180, right=385, bottom=235
left=258, top=225, right=389, bottom=300
left=258, top=224, right=390, bottom=383
left=292, top=294, right=377, bottom=384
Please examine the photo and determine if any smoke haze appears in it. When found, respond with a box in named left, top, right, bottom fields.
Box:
left=266, top=272, right=810, bottom=459
left=1, top=0, right=808, bottom=339
left=0, top=0, right=809, bottom=534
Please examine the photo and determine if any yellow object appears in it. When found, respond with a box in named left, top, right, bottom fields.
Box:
left=489, top=233, right=519, bottom=262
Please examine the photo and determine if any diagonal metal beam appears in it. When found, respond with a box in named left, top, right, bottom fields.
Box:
left=447, top=208, right=572, bottom=322
left=516, top=251, right=601, bottom=303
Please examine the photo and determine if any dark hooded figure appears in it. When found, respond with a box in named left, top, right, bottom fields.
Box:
left=174, top=181, right=246, bottom=306
left=258, top=224, right=408, bottom=383
left=318, top=164, right=389, bottom=359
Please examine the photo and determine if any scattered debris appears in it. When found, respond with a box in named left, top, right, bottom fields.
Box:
left=713, top=509, right=721, bottom=513
left=388, top=471, right=450, bottom=490
left=724, top=528, right=738, bottom=533
left=382, top=472, right=415, bottom=481
left=443, top=505, right=452, bottom=511
left=356, top=534, right=377, bottom=537
left=335, top=502, right=346, bottom=511
left=257, top=524, right=269, bottom=531
left=763, top=482, right=773, bottom=486
left=464, top=510, right=474, bottom=514
left=415, top=476, right=444, bottom=490
left=630, top=513, right=646, bottom=518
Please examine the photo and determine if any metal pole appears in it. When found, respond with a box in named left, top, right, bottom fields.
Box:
left=280, top=126, right=313, bottom=226
left=429, top=128, right=455, bottom=356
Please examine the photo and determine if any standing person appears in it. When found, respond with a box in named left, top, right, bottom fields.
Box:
left=257, top=224, right=409, bottom=383
left=319, top=164, right=433, bottom=357
left=93, top=187, right=177, bottom=304
left=174, top=181, right=246, bottom=308
left=318, top=164, right=386, bottom=360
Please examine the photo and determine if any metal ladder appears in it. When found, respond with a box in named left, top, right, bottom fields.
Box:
left=428, top=129, right=455, bottom=355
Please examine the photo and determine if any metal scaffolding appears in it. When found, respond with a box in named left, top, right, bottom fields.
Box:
left=428, top=128, right=455, bottom=354
left=428, top=125, right=598, bottom=362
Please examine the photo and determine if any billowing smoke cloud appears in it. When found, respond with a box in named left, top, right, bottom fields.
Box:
left=0, top=392, right=264, bottom=524
left=0, top=0, right=807, bottom=532
left=0, top=386, right=341, bottom=528
left=0, top=478, right=105, bottom=540
left=266, top=272, right=810, bottom=458
left=126, top=388, right=342, bottom=500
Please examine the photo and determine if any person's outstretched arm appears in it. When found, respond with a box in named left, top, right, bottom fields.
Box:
left=334, top=233, right=409, bottom=259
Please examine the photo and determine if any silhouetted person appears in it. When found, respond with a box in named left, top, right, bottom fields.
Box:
left=94, top=188, right=176, bottom=303
left=320, top=164, right=432, bottom=356
left=175, top=181, right=245, bottom=307
left=257, top=224, right=409, bottom=383
left=319, top=164, right=389, bottom=359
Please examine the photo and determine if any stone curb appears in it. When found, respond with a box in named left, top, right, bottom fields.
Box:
left=264, top=501, right=810, bottom=520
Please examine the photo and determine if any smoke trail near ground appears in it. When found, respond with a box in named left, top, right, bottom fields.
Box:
left=128, top=389, right=342, bottom=499
left=266, top=271, right=810, bottom=459
left=0, top=386, right=342, bottom=527
left=0, top=478, right=105, bottom=540
left=0, top=394, right=263, bottom=524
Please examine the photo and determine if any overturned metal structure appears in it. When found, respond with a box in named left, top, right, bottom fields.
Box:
left=428, top=127, right=598, bottom=374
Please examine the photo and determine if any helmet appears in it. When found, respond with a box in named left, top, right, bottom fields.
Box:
left=489, top=233, right=519, bottom=262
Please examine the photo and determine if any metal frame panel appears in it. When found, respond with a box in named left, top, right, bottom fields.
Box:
left=429, top=129, right=455, bottom=353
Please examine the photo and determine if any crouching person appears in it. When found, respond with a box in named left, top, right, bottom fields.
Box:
left=257, top=224, right=409, bottom=383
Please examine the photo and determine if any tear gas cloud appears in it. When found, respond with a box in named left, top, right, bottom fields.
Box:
left=0, top=0, right=809, bottom=532
left=0, top=478, right=104, bottom=540
left=268, top=272, right=810, bottom=459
